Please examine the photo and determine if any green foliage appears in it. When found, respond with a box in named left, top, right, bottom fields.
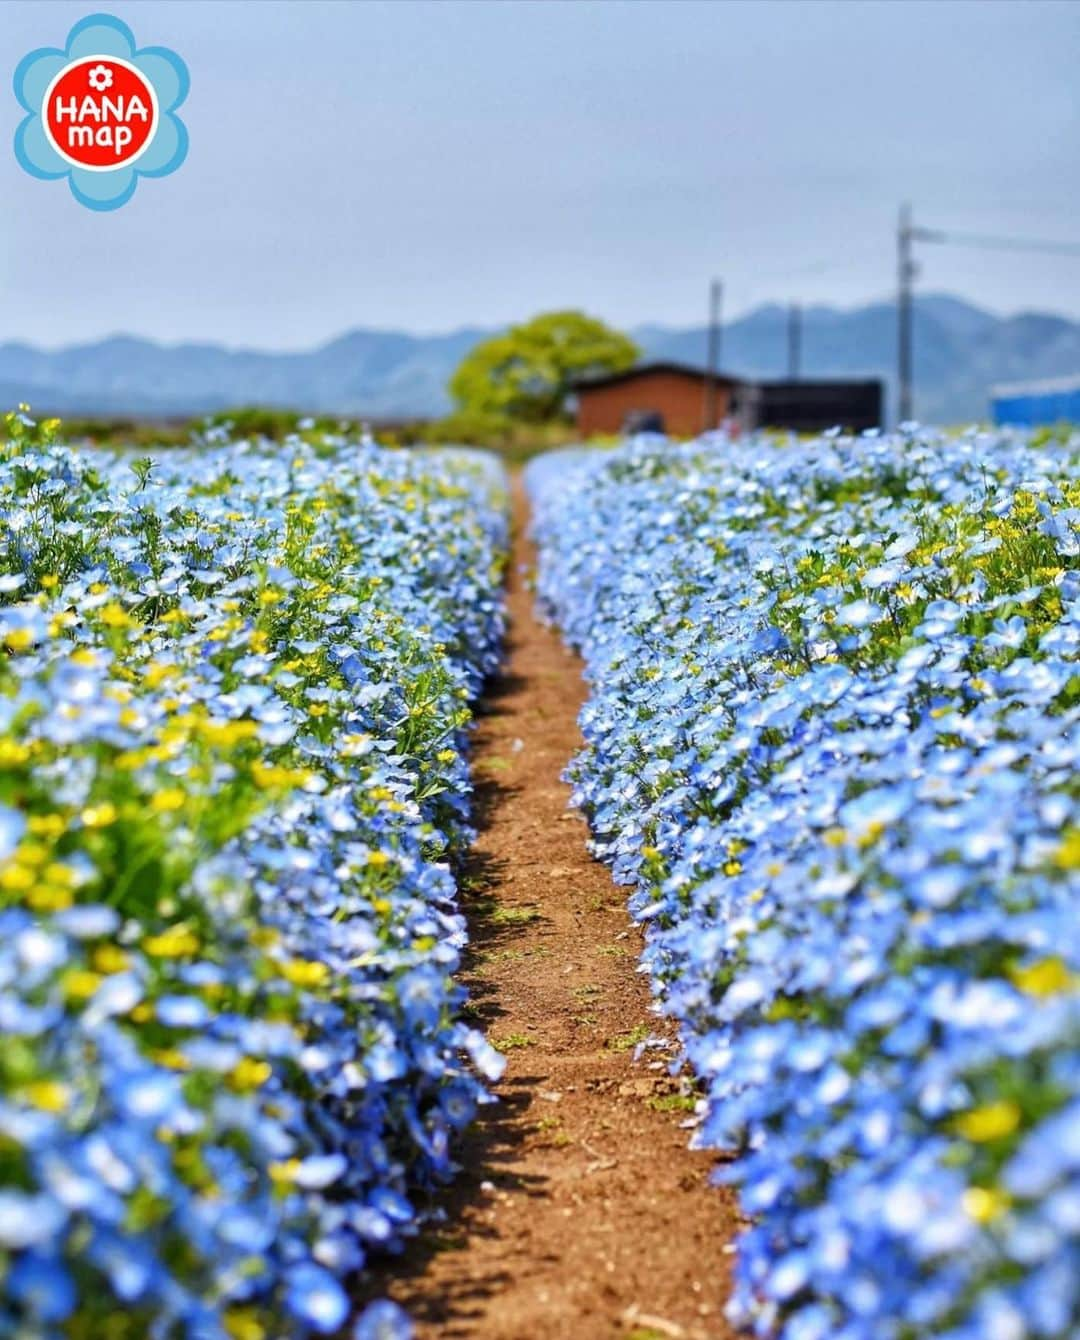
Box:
left=204, top=405, right=352, bottom=439
left=424, top=407, right=515, bottom=446
left=448, top=309, right=639, bottom=424
left=424, top=412, right=579, bottom=464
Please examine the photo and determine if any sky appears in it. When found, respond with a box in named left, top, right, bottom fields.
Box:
left=3, top=0, right=1080, bottom=350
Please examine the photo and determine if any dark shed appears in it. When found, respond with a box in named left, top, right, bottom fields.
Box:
left=747, top=380, right=883, bottom=433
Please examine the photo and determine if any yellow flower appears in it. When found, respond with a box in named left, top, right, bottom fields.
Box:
left=143, top=661, right=177, bottom=688
left=4, top=627, right=34, bottom=652
left=61, top=969, right=102, bottom=1000
left=224, top=1309, right=266, bottom=1340
left=81, top=802, right=118, bottom=828
left=0, top=863, right=34, bottom=893
left=99, top=602, right=135, bottom=630
left=150, top=788, right=187, bottom=814
left=21, top=1080, right=70, bottom=1113
left=27, top=882, right=74, bottom=912
left=280, top=959, right=329, bottom=988
left=953, top=1100, right=1021, bottom=1143
left=251, top=761, right=311, bottom=790
left=856, top=820, right=886, bottom=849
left=367, top=850, right=391, bottom=868
left=202, top=719, right=259, bottom=746
left=1008, top=956, right=1075, bottom=998
left=143, top=927, right=200, bottom=958
left=150, top=1049, right=191, bottom=1071
left=47, top=613, right=76, bottom=637
left=28, top=815, right=65, bottom=840
left=92, top=944, right=129, bottom=974
left=115, top=749, right=149, bottom=771
left=230, top=1057, right=272, bottom=1090
left=1055, top=829, right=1080, bottom=871
left=963, top=1184, right=1010, bottom=1224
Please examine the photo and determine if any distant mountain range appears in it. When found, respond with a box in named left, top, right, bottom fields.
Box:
left=641, top=294, right=1080, bottom=425
left=3, top=293, right=1080, bottom=425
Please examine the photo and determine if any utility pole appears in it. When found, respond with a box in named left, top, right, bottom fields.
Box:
left=896, top=212, right=1080, bottom=424
left=704, top=278, right=722, bottom=431
left=897, top=203, right=916, bottom=423
left=787, top=302, right=801, bottom=380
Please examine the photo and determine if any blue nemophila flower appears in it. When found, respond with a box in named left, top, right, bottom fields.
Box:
left=285, top=1262, right=349, bottom=1333
left=528, top=426, right=1080, bottom=1339
left=0, top=412, right=508, bottom=1335
left=354, top=1298, right=414, bottom=1340
left=7, top=1252, right=76, bottom=1322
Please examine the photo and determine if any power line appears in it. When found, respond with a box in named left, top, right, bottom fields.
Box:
left=897, top=207, right=1080, bottom=424
left=912, top=227, right=1080, bottom=256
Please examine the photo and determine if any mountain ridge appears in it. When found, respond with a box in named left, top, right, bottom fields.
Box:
left=3, top=293, right=1079, bottom=424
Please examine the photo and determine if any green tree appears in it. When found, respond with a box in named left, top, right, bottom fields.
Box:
left=448, top=310, right=639, bottom=424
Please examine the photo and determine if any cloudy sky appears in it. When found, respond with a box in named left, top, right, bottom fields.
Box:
left=4, top=0, right=1079, bottom=349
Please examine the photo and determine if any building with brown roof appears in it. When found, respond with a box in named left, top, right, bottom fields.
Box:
left=571, top=362, right=882, bottom=437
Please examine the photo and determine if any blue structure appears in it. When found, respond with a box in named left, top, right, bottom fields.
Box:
left=991, top=375, right=1080, bottom=427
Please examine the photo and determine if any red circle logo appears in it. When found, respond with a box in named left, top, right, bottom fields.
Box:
left=43, top=57, right=159, bottom=171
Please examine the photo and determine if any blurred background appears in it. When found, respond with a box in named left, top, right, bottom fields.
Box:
left=3, top=0, right=1080, bottom=434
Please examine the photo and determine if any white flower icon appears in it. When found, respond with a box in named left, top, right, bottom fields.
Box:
left=87, top=64, right=113, bottom=92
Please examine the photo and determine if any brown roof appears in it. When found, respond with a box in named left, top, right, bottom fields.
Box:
left=572, top=360, right=744, bottom=392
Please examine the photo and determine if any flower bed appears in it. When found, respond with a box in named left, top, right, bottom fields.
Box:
left=529, top=428, right=1080, bottom=1340
left=0, top=414, right=507, bottom=1337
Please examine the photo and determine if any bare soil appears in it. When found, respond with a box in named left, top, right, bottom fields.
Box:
left=366, top=478, right=741, bottom=1339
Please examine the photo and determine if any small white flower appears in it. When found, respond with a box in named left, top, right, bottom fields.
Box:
left=87, top=63, right=113, bottom=92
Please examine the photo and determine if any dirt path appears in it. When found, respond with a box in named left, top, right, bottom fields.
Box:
left=369, top=477, right=741, bottom=1339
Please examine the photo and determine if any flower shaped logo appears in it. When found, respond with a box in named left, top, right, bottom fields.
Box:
left=14, top=13, right=188, bottom=211
left=86, top=63, right=113, bottom=92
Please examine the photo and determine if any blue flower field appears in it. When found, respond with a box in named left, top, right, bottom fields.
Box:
left=528, top=427, right=1080, bottom=1340
left=0, top=413, right=507, bottom=1338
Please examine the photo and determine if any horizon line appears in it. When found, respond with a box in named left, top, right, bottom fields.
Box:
left=1, top=289, right=1076, bottom=357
